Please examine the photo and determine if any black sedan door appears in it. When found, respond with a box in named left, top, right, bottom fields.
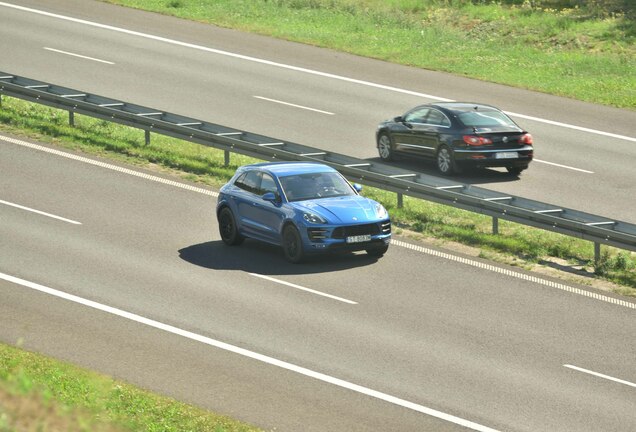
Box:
left=393, top=107, right=437, bottom=158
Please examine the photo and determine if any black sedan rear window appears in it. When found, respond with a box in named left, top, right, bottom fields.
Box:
left=457, top=110, right=517, bottom=128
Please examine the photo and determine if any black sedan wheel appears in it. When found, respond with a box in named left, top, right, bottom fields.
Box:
left=436, top=145, right=457, bottom=175
left=506, top=166, right=526, bottom=176
left=283, top=225, right=304, bottom=264
left=218, top=207, right=244, bottom=246
left=377, top=133, right=394, bottom=161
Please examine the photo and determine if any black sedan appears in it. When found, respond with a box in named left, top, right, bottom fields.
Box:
left=376, top=102, right=533, bottom=176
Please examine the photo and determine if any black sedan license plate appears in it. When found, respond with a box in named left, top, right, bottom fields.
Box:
left=346, top=234, right=372, bottom=244
left=495, top=151, right=519, bottom=159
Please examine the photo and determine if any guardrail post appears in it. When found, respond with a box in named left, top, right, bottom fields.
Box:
left=4, top=72, right=636, bottom=259
left=594, top=242, right=601, bottom=267
left=0, top=94, right=2, bottom=108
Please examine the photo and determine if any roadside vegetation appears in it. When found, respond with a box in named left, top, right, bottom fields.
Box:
left=100, top=0, right=636, bottom=109
left=0, top=342, right=262, bottom=432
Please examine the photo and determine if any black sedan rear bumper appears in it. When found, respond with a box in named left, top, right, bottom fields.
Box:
left=453, top=146, right=533, bottom=168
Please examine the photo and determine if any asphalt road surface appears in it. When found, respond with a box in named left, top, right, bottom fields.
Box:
left=1, top=134, right=635, bottom=431
left=1, top=0, right=635, bottom=222
left=1, top=1, right=636, bottom=431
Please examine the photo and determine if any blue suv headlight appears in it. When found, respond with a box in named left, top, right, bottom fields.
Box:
left=303, top=212, right=327, bottom=224
left=375, top=203, right=388, bottom=219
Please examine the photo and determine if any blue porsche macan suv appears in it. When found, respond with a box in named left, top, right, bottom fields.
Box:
left=216, top=162, right=391, bottom=263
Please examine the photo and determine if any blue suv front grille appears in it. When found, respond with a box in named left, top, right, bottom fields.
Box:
left=331, top=222, right=385, bottom=239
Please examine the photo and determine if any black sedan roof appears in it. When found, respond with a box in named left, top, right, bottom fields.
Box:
left=426, top=102, right=501, bottom=113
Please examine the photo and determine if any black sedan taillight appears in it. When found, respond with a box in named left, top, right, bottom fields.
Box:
left=520, top=133, right=533, bottom=145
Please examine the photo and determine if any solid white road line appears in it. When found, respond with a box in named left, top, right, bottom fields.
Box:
left=2, top=2, right=634, bottom=143
left=0, top=199, right=81, bottom=225
left=44, top=47, right=114, bottom=65
left=391, top=240, right=636, bottom=311
left=249, top=273, right=357, bottom=304
left=507, top=111, right=636, bottom=143
left=0, top=135, right=217, bottom=197
left=0, top=271, right=499, bottom=432
left=564, top=364, right=636, bottom=389
left=254, top=96, right=334, bottom=115
left=533, top=159, right=595, bottom=174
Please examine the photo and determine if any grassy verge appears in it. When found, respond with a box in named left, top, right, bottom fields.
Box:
left=0, top=342, right=262, bottom=432
left=99, top=0, right=636, bottom=109
left=1, top=96, right=635, bottom=296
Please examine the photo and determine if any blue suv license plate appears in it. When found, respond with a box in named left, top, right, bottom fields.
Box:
left=346, top=234, right=372, bottom=244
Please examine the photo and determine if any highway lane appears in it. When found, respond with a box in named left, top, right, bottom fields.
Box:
left=1, top=0, right=636, bottom=222
left=2, top=135, right=636, bottom=431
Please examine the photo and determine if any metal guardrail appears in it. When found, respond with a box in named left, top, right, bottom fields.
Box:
left=2, top=72, right=636, bottom=259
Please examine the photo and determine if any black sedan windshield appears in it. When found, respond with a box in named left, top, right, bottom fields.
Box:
left=279, top=172, right=356, bottom=202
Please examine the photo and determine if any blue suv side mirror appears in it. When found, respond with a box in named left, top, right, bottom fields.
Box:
left=262, top=192, right=280, bottom=203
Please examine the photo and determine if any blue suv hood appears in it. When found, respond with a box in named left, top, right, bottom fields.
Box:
left=291, top=196, right=380, bottom=224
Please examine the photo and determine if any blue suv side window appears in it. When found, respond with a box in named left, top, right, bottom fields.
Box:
left=260, top=173, right=278, bottom=195
left=234, top=171, right=260, bottom=194
left=235, top=170, right=280, bottom=196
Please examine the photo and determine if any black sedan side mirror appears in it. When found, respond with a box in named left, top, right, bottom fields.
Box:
left=395, top=116, right=413, bottom=129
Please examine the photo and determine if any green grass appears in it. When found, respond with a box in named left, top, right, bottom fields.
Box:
left=2, top=96, right=635, bottom=295
left=99, top=0, right=636, bottom=109
left=0, top=98, right=254, bottom=188
left=0, top=342, right=262, bottom=432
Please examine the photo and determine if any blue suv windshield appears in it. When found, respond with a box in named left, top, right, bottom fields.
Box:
left=279, top=172, right=356, bottom=202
